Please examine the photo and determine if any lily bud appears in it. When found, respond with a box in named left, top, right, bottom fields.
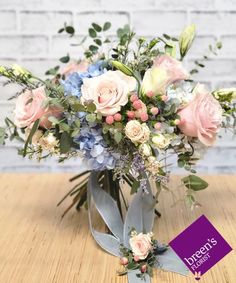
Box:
left=179, top=24, right=196, bottom=58
left=111, top=61, right=134, bottom=77
left=12, top=64, right=31, bottom=77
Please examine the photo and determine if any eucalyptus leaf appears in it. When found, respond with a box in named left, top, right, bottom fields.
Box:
left=92, top=23, right=102, bottom=32
left=182, top=175, right=208, bottom=191
left=89, top=28, right=97, bottom=38
left=103, top=22, right=111, bottom=31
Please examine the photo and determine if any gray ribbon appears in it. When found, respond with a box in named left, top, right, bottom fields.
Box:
left=87, top=171, right=189, bottom=282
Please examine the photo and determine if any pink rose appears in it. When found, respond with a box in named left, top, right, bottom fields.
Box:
left=61, top=60, right=89, bottom=77
left=129, top=233, right=152, bottom=260
left=178, top=84, right=223, bottom=146
left=142, top=55, right=189, bottom=95
left=81, top=70, right=136, bottom=116
left=14, top=87, right=62, bottom=129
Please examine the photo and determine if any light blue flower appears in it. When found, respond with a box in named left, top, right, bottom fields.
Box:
left=74, top=125, right=118, bottom=171
left=61, top=60, right=106, bottom=98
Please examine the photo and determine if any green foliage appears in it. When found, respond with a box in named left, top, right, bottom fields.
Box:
left=59, top=54, right=70, bottom=64
left=182, top=175, right=208, bottom=191
left=58, top=23, right=75, bottom=37
left=23, top=119, right=40, bottom=157
left=60, top=132, right=72, bottom=154
left=0, top=127, right=6, bottom=145
left=103, top=22, right=111, bottom=31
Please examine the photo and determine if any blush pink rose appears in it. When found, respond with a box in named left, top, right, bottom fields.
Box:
left=61, top=60, right=89, bottom=77
left=178, top=84, right=223, bottom=146
left=81, top=70, right=136, bottom=116
left=129, top=233, right=152, bottom=260
left=142, top=55, right=189, bottom=95
left=14, top=87, right=62, bottom=129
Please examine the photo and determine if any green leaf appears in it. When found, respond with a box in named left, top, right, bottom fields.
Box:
left=182, top=175, right=208, bottom=191
left=86, top=113, right=96, bottom=123
left=23, top=119, right=40, bottom=157
left=103, top=22, right=111, bottom=31
left=0, top=127, right=6, bottom=145
left=89, top=45, right=99, bottom=53
left=45, top=66, right=60, bottom=76
left=60, top=132, right=72, bottom=154
left=60, top=55, right=70, bottom=63
left=71, top=129, right=80, bottom=137
left=48, top=116, right=60, bottom=124
left=131, top=180, right=140, bottom=194
left=74, top=119, right=81, bottom=128
left=111, top=61, right=134, bottom=76
left=65, top=26, right=75, bottom=35
left=94, top=38, right=102, bottom=46
left=58, top=28, right=65, bottom=33
left=59, top=123, right=70, bottom=132
left=92, top=23, right=102, bottom=32
left=114, top=132, right=122, bottom=144
left=89, top=28, right=97, bottom=38
left=86, top=102, right=96, bottom=112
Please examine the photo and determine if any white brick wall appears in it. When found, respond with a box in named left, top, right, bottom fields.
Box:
left=0, top=0, right=236, bottom=173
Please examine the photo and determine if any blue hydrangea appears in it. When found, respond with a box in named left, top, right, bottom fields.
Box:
left=61, top=60, right=106, bottom=99
left=74, top=125, right=118, bottom=171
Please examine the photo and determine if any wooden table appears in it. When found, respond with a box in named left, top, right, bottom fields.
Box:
left=0, top=174, right=235, bottom=283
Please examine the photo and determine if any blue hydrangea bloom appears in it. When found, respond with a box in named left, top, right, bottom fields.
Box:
left=74, top=125, right=118, bottom=171
left=61, top=60, right=106, bottom=98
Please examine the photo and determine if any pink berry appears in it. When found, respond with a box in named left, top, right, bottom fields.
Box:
left=161, top=95, right=168, bottom=102
left=146, top=91, right=154, bottom=98
left=133, top=100, right=142, bottom=110
left=120, top=257, right=128, bottom=265
left=114, top=113, right=122, bottom=122
left=141, top=264, right=147, bottom=273
left=150, top=107, right=159, bottom=115
left=130, top=94, right=138, bottom=102
left=154, top=122, right=161, bottom=130
left=140, top=112, right=149, bottom=122
left=127, top=111, right=135, bottom=119
left=105, top=115, right=114, bottom=125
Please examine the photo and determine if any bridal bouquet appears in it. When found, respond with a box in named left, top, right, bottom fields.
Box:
left=0, top=22, right=235, bottom=282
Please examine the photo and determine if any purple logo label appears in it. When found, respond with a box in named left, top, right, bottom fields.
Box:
left=169, top=215, right=232, bottom=276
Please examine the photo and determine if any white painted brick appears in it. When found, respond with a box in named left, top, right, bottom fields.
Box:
left=187, top=35, right=217, bottom=57
left=74, top=12, right=130, bottom=35
left=0, top=79, right=22, bottom=101
left=20, top=11, right=73, bottom=34
left=132, top=11, right=187, bottom=36
left=189, top=59, right=236, bottom=80
left=0, top=36, right=48, bottom=57
left=0, top=10, right=16, bottom=32
left=155, top=0, right=217, bottom=10
left=190, top=11, right=236, bottom=35
left=218, top=36, right=236, bottom=57
left=51, top=35, right=84, bottom=57
left=0, top=0, right=101, bottom=10
left=0, top=102, right=14, bottom=126
left=101, top=0, right=155, bottom=9
left=20, top=59, right=60, bottom=77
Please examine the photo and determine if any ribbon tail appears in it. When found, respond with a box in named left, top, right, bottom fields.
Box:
left=156, top=247, right=189, bottom=276
left=128, top=270, right=151, bottom=283
left=87, top=173, right=121, bottom=257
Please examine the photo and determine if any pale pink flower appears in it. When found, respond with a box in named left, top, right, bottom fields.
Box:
left=178, top=84, right=223, bottom=146
left=81, top=70, right=136, bottom=116
left=129, top=233, right=152, bottom=260
left=142, top=54, right=189, bottom=95
left=14, top=87, right=62, bottom=129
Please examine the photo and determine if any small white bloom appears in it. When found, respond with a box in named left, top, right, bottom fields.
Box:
left=152, top=134, right=172, bottom=149
left=125, top=120, right=150, bottom=144
left=39, top=133, right=58, bottom=151
left=139, top=143, right=152, bottom=157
